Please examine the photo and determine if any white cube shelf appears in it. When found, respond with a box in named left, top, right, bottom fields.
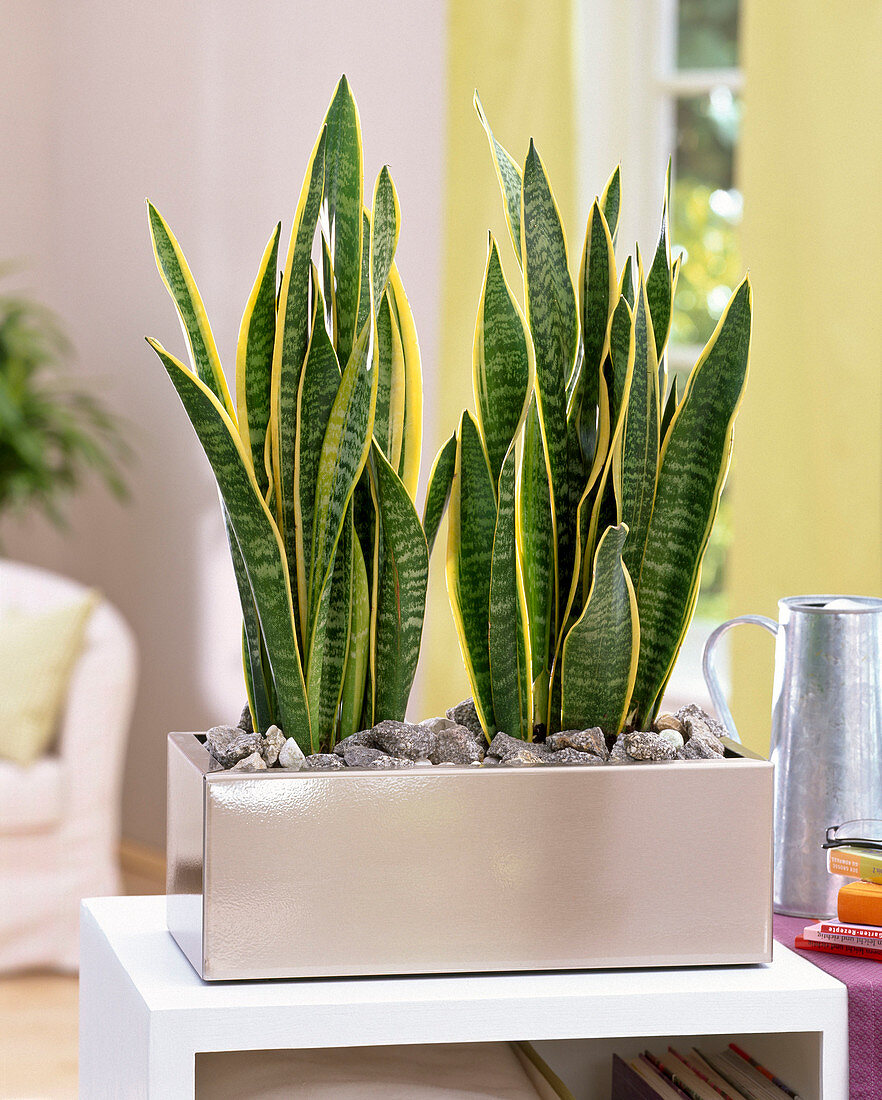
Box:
left=79, top=897, right=848, bottom=1099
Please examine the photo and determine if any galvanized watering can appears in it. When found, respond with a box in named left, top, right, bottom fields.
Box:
left=703, top=595, right=882, bottom=917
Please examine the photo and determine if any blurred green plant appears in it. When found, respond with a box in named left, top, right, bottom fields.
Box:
left=0, top=274, right=129, bottom=527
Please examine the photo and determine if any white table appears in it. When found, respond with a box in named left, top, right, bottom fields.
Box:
left=79, top=897, right=849, bottom=1099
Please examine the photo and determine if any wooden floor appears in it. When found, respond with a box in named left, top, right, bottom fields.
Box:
left=0, top=843, right=165, bottom=1100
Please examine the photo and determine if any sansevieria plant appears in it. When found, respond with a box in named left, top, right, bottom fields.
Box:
left=428, top=94, right=752, bottom=742
left=147, top=77, right=428, bottom=756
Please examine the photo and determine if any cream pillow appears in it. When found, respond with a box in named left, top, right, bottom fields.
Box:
left=0, top=591, right=99, bottom=765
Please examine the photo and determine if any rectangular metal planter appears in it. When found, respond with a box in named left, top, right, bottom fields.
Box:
left=167, top=732, right=773, bottom=981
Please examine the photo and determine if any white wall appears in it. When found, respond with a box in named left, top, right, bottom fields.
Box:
left=0, top=0, right=446, bottom=847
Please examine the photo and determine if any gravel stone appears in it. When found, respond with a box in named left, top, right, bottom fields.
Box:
left=654, top=712, right=684, bottom=734
left=370, top=719, right=436, bottom=761
left=278, top=737, right=306, bottom=770
left=676, top=704, right=726, bottom=758
left=545, top=727, right=608, bottom=760
left=655, top=728, right=684, bottom=753
left=260, top=724, right=286, bottom=766
left=445, top=698, right=484, bottom=739
left=624, top=730, right=678, bottom=762
left=418, top=716, right=458, bottom=737
left=333, top=730, right=376, bottom=756
left=487, top=731, right=547, bottom=762
left=608, top=733, right=643, bottom=764
left=228, top=751, right=267, bottom=772
left=499, top=747, right=547, bottom=766
left=237, top=704, right=253, bottom=734
left=343, top=745, right=392, bottom=768
left=682, top=733, right=725, bottom=759
left=303, top=753, right=345, bottom=770
left=206, top=725, right=261, bottom=768
left=363, top=755, right=415, bottom=770
left=430, top=724, right=484, bottom=765
left=545, top=748, right=606, bottom=766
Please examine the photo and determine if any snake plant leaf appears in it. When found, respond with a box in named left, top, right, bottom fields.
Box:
left=631, top=277, right=752, bottom=726
left=338, top=527, right=370, bottom=741
left=148, top=339, right=311, bottom=750
left=447, top=410, right=497, bottom=735
left=473, top=235, right=534, bottom=485
left=370, top=167, right=399, bottom=304
left=489, top=445, right=532, bottom=741
left=619, top=255, right=635, bottom=308
left=308, top=317, right=377, bottom=631
left=293, top=290, right=341, bottom=644
left=306, top=512, right=353, bottom=752
left=423, top=431, right=457, bottom=555
left=235, top=223, right=280, bottom=496
left=561, top=523, right=639, bottom=734
left=618, top=267, right=659, bottom=592
left=357, top=209, right=372, bottom=335
left=271, top=126, right=327, bottom=543
left=323, top=75, right=363, bottom=363
left=660, top=375, right=679, bottom=444
left=521, top=140, right=578, bottom=630
left=573, top=201, right=616, bottom=470
left=600, top=165, right=622, bottom=249
left=607, top=296, right=636, bottom=439
left=225, top=508, right=275, bottom=734
left=368, top=445, right=430, bottom=722
left=388, top=265, right=422, bottom=499
left=374, top=291, right=406, bottom=468
left=518, top=398, right=555, bottom=726
left=646, top=161, right=673, bottom=362
left=474, top=90, right=523, bottom=266
left=147, top=203, right=234, bottom=417
left=321, top=230, right=336, bottom=334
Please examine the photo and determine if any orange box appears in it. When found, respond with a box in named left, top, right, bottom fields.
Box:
left=838, top=880, right=882, bottom=927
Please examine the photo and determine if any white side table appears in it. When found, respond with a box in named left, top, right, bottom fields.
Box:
left=80, top=897, right=848, bottom=1099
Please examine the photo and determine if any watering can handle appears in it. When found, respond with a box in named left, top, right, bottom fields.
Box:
left=702, top=615, right=779, bottom=743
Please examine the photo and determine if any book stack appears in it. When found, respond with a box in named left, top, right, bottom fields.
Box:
left=795, top=845, right=882, bottom=963
left=612, top=1043, right=801, bottom=1099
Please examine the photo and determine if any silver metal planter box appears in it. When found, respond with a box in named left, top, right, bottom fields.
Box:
left=167, top=732, right=773, bottom=981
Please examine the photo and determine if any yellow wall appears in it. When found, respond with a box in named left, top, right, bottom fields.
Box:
left=415, top=0, right=578, bottom=722
left=731, top=1, right=882, bottom=754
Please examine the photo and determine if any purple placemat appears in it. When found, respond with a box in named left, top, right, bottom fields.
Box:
left=774, top=913, right=881, bottom=1100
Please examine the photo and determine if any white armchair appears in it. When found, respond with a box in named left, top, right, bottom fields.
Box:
left=0, top=560, right=138, bottom=971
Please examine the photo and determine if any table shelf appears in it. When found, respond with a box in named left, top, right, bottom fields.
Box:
left=79, top=897, right=848, bottom=1098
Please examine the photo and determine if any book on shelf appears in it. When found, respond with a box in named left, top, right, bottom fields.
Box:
left=803, top=919, right=882, bottom=950
left=611, top=1045, right=800, bottom=1100
left=795, top=932, right=882, bottom=962
left=827, top=844, right=882, bottom=884
left=837, top=878, right=882, bottom=925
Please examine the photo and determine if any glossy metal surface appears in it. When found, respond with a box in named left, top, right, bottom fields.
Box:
left=704, top=595, right=882, bottom=917
left=167, top=733, right=773, bottom=981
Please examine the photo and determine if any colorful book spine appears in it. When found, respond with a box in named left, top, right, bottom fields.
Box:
left=827, top=845, right=882, bottom=884
left=795, top=933, right=882, bottom=962
left=837, top=879, right=882, bottom=926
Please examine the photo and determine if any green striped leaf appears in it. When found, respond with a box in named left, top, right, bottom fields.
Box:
left=235, top=223, right=280, bottom=497
left=473, top=235, right=533, bottom=485
left=423, top=431, right=457, bottom=556
left=321, top=230, right=336, bottom=333
left=618, top=268, right=659, bottom=591
left=293, top=289, right=341, bottom=644
left=370, top=167, right=399, bottom=303
left=225, top=508, right=274, bottom=734
left=447, top=410, right=497, bottom=735
left=308, top=318, right=377, bottom=632
left=306, top=511, right=352, bottom=752
left=646, top=162, right=673, bottom=361
left=323, top=76, right=363, bottom=363
left=660, top=375, right=679, bottom=445
left=338, top=528, right=370, bottom=741
left=369, top=445, right=430, bottom=721
left=521, top=140, right=578, bottom=633
left=474, top=91, right=523, bottom=266
left=631, top=277, right=752, bottom=726
left=148, top=339, right=311, bottom=751
left=518, top=398, right=555, bottom=726
left=600, top=165, right=622, bottom=249
left=271, top=126, right=327, bottom=542
left=357, top=209, right=372, bottom=336
left=561, top=523, right=639, bottom=734
left=147, top=203, right=234, bottom=416
left=388, top=266, right=422, bottom=499
left=573, top=200, right=616, bottom=470
left=489, top=445, right=532, bottom=740
left=619, top=255, right=635, bottom=307
left=373, top=291, right=406, bottom=468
